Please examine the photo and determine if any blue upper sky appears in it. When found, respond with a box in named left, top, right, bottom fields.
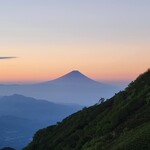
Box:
left=0, top=0, right=149, bottom=42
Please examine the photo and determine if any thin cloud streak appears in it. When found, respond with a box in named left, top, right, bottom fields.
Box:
left=0, top=57, right=17, bottom=60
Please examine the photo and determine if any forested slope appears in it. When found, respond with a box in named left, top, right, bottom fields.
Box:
left=24, top=70, right=150, bottom=150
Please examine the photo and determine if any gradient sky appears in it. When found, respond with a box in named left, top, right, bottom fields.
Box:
left=0, top=0, right=150, bottom=83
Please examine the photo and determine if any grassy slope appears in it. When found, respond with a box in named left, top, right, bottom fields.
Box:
left=24, top=70, right=150, bottom=150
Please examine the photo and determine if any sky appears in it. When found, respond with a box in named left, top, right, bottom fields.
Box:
left=0, top=0, right=150, bottom=83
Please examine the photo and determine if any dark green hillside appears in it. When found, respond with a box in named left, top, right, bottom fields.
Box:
left=23, top=70, right=150, bottom=150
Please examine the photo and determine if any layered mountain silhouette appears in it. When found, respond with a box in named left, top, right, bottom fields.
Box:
left=24, top=69, right=150, bottom=150
left=0, top=71, right=121, bottom=105
left=0, top=94, right=82, bottom=150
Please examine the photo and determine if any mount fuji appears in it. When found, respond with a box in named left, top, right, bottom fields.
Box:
left=0, top=71, right=120, bottom=105
left=43, top=70, right=102, bottom=85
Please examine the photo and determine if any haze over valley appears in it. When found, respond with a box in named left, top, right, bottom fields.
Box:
left=0, top=70, right=124, bottom=106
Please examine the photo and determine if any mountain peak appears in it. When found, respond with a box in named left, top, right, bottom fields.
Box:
left=69, top=70, right=81, bottom=75
left=65, top=70, right=86, bottom=78
left=71, top=70, right=80, bottom=73
left=46, top=70, right=99, bottom=85
left=55, top=70, right=93, bottom=82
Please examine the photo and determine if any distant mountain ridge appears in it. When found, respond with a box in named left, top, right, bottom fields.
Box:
left=0, top=71, right=121, bottom=105
left=23, top=69, right=150, bottom=150
left=0, top=94, right=82, bottom=150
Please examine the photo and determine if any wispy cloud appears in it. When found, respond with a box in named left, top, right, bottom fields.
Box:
left=0, top=57, right=17, bottom=60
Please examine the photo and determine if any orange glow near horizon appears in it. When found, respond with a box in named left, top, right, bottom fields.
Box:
left=0, top=68, right=146, bottom=84
left=0, top=41, right=149, bottom=84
